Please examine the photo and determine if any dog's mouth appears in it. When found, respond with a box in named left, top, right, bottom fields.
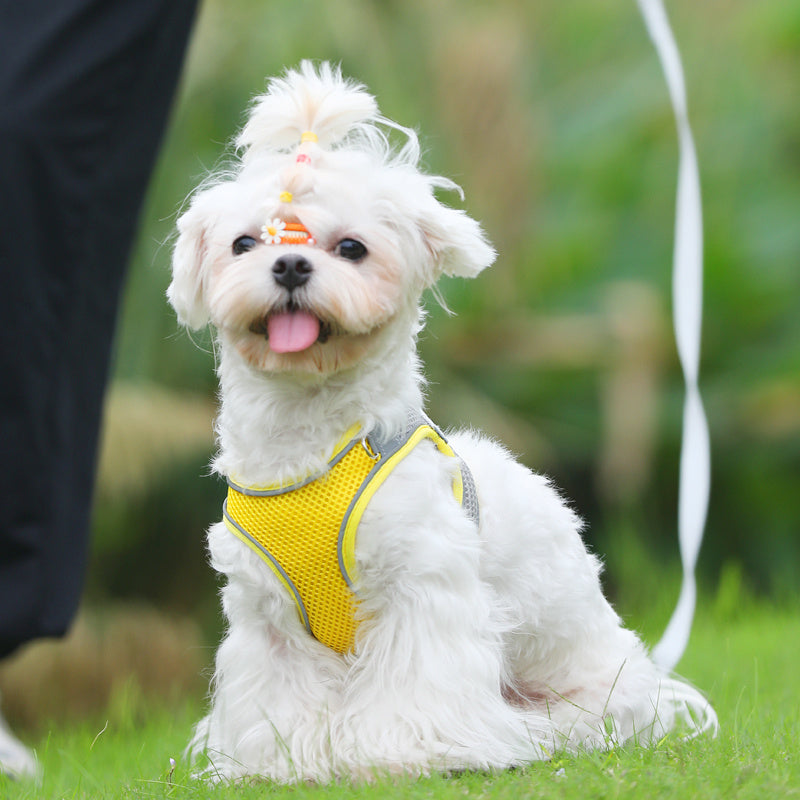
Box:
left=249, top=309, right=334, bottom=353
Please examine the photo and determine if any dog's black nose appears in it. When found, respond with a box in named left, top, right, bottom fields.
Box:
left=272, top=254, right=312, bottom=291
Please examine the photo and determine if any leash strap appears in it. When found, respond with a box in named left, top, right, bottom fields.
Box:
left=636, top=0, right=711, bottom=670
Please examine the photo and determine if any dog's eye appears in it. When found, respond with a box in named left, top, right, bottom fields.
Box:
left=334, top=238, right=367, bottom=262
left=232, top=235, right=258, bottom=256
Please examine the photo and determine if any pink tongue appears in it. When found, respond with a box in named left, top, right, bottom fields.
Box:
left=267, top=311, right=321, bottom=353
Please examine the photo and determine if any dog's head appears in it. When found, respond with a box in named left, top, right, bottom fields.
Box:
left=169, top=61, right=495, bottom=375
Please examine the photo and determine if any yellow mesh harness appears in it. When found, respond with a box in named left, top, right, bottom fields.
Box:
left=223, top=412, right=479, bottom=654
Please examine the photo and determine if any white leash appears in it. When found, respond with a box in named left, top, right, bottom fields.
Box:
left=635, top=0, right=711, bottom=670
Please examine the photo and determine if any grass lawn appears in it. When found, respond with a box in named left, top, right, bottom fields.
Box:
left=2, top=601, right=797, bottom=799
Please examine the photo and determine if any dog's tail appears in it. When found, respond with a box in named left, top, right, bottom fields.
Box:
left=237, top=60, right=415, bottom=164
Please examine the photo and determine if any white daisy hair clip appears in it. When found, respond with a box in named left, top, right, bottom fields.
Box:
left=260, top=217, right=316, bottom=246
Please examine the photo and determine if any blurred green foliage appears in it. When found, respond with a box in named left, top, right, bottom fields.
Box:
left=92, top=0, right=800, bottom=624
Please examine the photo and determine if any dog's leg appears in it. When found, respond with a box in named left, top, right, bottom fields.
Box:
left=330, top=444, right=554, bottom=778
left=190, top=522, right=345, bottom=783
left=450, top=431, right=715, bottom=752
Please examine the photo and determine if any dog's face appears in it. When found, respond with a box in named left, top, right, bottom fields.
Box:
left=169, top=64, right=496, bottom=376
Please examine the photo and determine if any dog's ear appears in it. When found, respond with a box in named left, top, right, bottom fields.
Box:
left=419, top=201, right=496, bottom=281
left=168, top=198, right=212, bottom=330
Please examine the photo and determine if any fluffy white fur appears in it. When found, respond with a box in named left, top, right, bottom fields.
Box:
left=169, top=61, right=717, bottom=783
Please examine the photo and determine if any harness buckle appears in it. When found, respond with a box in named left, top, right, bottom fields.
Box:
left=361, top=438, right=380, bottom=461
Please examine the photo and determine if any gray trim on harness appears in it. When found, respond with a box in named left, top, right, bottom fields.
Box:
left=335, top=411, right=481, bottom=588
left=227, top=430, right=364, bottom=497
left=390, top=411, right=480, bottom=530
left=364, top=411, right=479, bottom=529
left=459, top=458, right=480, bottom=529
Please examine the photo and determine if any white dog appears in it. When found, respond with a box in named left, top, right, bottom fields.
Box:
left=168, top=61, right=716, bottom=783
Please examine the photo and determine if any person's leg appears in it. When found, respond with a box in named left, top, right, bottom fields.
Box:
left=0, top=0, right=197, bottom=775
